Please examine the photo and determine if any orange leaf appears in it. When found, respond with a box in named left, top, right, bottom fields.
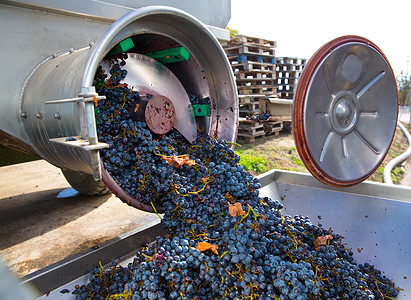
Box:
left=93, top=95, right=100, bottom=107
left=162, top=154, right=197, bottom=168
left=313, top=235, right=333, bottom=251
left=196, top=242, right=219, bottom=255
left=228, top=202, right=246, bottom=217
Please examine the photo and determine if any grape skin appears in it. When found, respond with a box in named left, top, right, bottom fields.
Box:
left=73, top=58, right=399, bottom=300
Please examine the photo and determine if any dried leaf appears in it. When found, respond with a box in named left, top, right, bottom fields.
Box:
left=196, top=242, right=219, bottom=255
left=162, top=154, right=197, bottom=168
left=228, top=202, right=246, bottom=217
left=313, top=235, right=333, bottom=251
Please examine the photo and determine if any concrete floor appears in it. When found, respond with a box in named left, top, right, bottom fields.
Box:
left=0, top=160, right=159, bottom=278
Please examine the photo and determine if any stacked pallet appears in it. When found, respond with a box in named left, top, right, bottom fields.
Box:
left=275, top=57, right=307, bottom=99
left=222, top=35, right=280, bottom=142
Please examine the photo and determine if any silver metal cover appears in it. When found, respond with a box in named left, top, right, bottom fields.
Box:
left=294, top=36, right=398, bottom=186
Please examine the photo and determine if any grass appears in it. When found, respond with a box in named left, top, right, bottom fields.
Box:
left=286, top=147, right=304, bottom=166
left=235, top=149, right=269, bottom=174
left=234, top=141, right=307, bottom=176
left=235, top=126, right=409, bottom=184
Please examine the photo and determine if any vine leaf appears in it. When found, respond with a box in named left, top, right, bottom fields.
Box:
left=228, top=202, right=246, bottom=217
left=313, top=235, right=333, bottom=251
left=162, top=154, right=197, bottom=168
left=196, top=242, right=219, bottom=255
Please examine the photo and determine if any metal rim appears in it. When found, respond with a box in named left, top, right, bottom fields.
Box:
left=293, top=36, right=399, bottom=187
left=83, top=6, right=238, bottom=212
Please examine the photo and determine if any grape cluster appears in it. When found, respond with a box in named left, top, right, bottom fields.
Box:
left=72, top=57, right=399, bottom=299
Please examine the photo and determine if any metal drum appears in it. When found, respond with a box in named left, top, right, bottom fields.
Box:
left=19, top=6, right=238, bottom=210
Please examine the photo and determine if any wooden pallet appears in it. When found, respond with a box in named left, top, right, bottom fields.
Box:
left=238, top=121, right=264, bottom=133
left=239, top=111, right=259, bottom=118
left=276, top=65, right=304, bottom=72
left=237, top=134, right=266, bottom=143
left=224, top=44, right=275, bottom=57
left=276, top=57, right=307, bottom=65
left=263, top=121, right=283, bottom=136
left=237, top=86, right=277, bottom=96
left=277, top=91, right=295, bottom=99
left=235, top=70, right=276, bottom=80
left=276, top=77, right=296, bottom=85
left=237, top=119, right=284, bottom=143
left=227, top=35, right=277, bottom=48
left=231, top=62, right=275, bottom=72
left=228, top=54, right=275, bottom=64
left=276, top=64, right=304, bottom=72
left=276, top=69, right=301, bottom=76
left=236, top=78, right=276, bottom=86
left=237, top=121, right=265, bottom=143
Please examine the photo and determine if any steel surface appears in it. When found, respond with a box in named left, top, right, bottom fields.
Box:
left=1, top=5, right=237, bottom=184
left=294, top=36, right=398, bottom=186
left=0, top=1, right=231, bottom=148
left=259, top=170, right=411, bottom=299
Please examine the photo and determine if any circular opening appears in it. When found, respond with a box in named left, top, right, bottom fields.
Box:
left=78, top=7, right=238, bottom=211
left=93, top=31, right=236, bottom=211
left=96, top=34, right=213, bottom=212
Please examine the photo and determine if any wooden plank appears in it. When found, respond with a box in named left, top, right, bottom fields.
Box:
left=231, top=62, right=275, bottom=72
left=235, top=71, right=276, bottom=80
left=277, top=91, right=294, bottom=99
left=276, top=57, right=307, bottom=65
left=228, top=35, right=277, bottom=48
left=238, top=86, right=278, bottom=96
left=263, top=121, right=283, bottom=135
left=239, top=120, right=264, bottom=128
left=228, top=54, right=276, bottom=64
left=236, top=79, right=276, bottom=87
left=224, top=44, right=275, bottom=57
left=238, top=126, right=265, bottom=136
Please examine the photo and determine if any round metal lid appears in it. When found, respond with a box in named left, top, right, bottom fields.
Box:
left=293, top=36, right=399, bottom=187
left=145, top=95, right=176, bottom=135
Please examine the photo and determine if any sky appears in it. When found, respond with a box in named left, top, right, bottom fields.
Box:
left=228, top=0, right=410, bottom=79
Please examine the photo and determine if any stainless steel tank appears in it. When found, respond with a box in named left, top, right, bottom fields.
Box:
left=0, top=1, right=238, bottom=206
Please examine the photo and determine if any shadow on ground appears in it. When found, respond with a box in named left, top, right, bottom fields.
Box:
left=0, top=188, right=111, bottom=250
